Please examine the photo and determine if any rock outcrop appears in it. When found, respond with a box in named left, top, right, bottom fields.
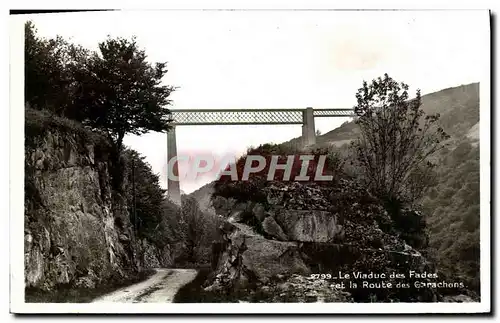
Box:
left=274, top=209, right=342, bottom=243
left=24, top=110, right=172, bottom=291
left=206, top=179, right=442, bottom=302
left=206, top=222, right=309, bottom=291
left=261, top=216, right=288, bottom=241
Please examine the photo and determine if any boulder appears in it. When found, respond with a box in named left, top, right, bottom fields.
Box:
left=262, top=216, right=288, bottom=241
left=241, top=235, right=309, bottom=281
left=228, top=210, right=245, bottom=223
left=252, top=203, right=267, bottom=222
left=274, top=210, right=342, bottom=242
left=207, top=222, right=309, bottom=290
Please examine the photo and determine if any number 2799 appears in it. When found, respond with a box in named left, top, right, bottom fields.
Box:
left=310, top=273, right=332, bottom=279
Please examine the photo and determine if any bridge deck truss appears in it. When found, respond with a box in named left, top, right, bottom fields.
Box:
left=168, top=108, right=354, bottom=125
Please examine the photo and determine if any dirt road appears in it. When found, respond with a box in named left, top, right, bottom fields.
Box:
left=91, top=269, right=198, bottom=303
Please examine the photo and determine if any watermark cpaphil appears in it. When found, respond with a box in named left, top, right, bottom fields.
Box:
left=165, top=150, right=340, bottom=182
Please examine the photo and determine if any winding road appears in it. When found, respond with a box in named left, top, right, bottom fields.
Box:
left=91, top=269, right=198, bottom=303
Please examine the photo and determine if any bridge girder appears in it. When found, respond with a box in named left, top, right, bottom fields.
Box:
left=166, top=107, right=354, bottom=206
left=168, top=108, right=354, bottom=126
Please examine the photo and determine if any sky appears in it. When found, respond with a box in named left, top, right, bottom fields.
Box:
left=23, top=10, right=489, bottom=193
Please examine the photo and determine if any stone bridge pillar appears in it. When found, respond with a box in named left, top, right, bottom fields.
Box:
left=167, top=126, right=182, bottom=206
left=302, top=107, right=316, bottom=147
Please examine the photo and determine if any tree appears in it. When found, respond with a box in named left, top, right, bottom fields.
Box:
left=73, top=37, right=176, bottom=153
left=25, top=21, right=75, bottom=113
left=351, top=74, right=449, bottom=204
left=25, top=22, right=175, bottom=156
left=124, top=150, right=167, bottom=240
left=179, top=196, right=207, bottom=264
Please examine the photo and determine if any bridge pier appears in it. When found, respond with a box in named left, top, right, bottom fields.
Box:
left=167, top=125, right=182, bottom=206
left=164, top=107, right=349, bottom=204
left=302, top=107, right=316, bottom=147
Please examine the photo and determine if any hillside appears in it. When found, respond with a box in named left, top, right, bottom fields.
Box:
left=191, top=82, right=480, bottom=210
left=281, top=82, right=479, bottom=149
left=189, top=81, right=481, bottom=298
left=189, top=183, right=216, bottom=215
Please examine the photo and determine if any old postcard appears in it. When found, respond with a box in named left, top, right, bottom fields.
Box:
left=10, top=8, right=491, bottom=314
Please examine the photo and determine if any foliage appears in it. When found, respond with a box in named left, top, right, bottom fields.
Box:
left=121, top=149, right=220, bottom=261
left=24, top=107, right=109, bottom=150
left=422, top=140, right=480, bottom=294
left=179, top=196, right=206, bottom=263
left=351, top=74, right=450, bottom=204
left=122, top=150, right=170, bottom=245
left=313, top=81, right=480, bottom=295
left=25, top=21, right=82, bottom=114
left=25, top=21, right=175, bottom=153
left=72, top=37, right=176, bottom=151
left=160, top=198, right=184, bottom=242
left=213, top=143, right=344, bottom=204
left=170, top=196, right=223, bottom=266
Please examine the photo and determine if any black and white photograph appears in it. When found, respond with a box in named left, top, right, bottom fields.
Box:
left=9, top=7, right=491, bottom=314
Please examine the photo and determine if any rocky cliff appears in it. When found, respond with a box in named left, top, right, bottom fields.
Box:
left=24, top=109, right=171, bottom=291
left=204, top=180, right=465, bottom=303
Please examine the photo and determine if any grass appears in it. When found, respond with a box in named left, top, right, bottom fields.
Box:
left=25, top=269, right=156, bottom=303
left=25, top=107, right=109, bottom=150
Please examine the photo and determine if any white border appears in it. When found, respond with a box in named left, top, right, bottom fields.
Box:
left=478, top=8, right=492, bottom=315
left=10, top=12, right=26, bottom=315
left=9, top=8, right=492, bottom=314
